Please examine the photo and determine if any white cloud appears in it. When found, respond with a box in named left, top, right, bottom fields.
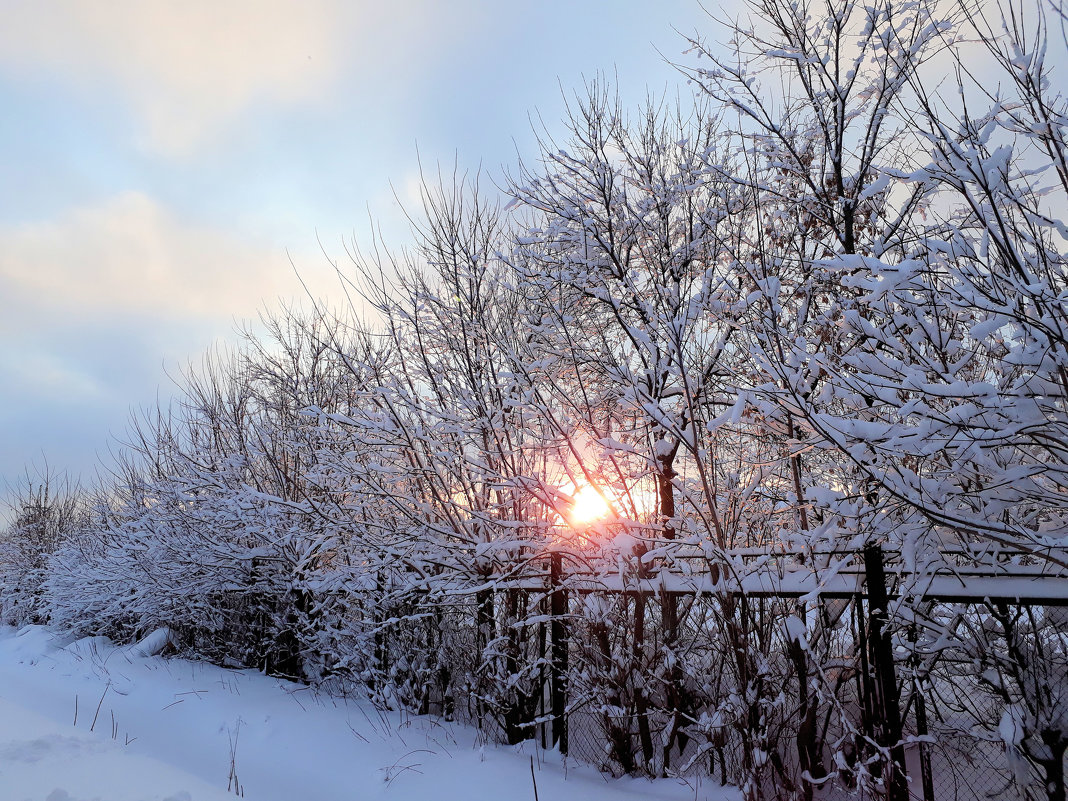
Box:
left=0, top=192, right=350, bottom=503
left=0, top=0, right=345, bottom=155
left=0, top=1, right=483, bottom=156
left=0, top=192, right=309, bottom=322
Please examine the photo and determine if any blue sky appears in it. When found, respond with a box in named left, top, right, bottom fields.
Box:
left=0, top=1, right=733, bottom=501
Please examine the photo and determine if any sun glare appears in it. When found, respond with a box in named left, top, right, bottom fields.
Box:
left=570, top=485, right=610, bottom=524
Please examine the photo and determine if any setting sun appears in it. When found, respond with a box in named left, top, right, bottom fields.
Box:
left=569, top=485, right=611, bottom=524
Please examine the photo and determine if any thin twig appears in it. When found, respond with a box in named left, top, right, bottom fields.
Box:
left=89, top=682, right=110, bottom=733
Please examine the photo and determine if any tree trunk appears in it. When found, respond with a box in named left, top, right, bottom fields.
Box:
left=632, top=589, right=655, bottom=771
left=1040, top=732, right=1066, bottom=801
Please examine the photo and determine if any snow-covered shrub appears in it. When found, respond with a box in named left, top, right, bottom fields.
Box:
left=0, top=471, right=86, bottom=627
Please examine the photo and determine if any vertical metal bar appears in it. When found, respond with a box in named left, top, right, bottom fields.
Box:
left=864, top=543, right=908, bottom=801
left=539, top=592, right=547, bottom=750
left=909, top=623, right=935, bottom=801
left=550, top=551, right=568, bottom=755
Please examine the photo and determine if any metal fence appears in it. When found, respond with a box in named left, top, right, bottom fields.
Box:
left=394, top=544, right=1068, bottom=801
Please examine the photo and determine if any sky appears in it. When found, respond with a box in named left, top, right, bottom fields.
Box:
left=4, top=0, right=1053, bottom=512
left=0, top=0, right=729, bottom=506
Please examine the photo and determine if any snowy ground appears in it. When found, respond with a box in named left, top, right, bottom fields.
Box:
left=0, top=626, right=738, bottom=801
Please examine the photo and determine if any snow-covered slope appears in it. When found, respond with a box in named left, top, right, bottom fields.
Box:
left=0, top=626, right=737, bottom=801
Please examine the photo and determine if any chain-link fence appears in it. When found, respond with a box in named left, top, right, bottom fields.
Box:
left=373, top=549, right=1067, bottom=801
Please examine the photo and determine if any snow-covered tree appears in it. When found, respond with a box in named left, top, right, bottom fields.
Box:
left=8, top=2, right=1068, bottom=799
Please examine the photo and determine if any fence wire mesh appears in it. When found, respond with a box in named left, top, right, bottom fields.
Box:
left=448, top=598, right=1064, bottom=798
left=374, top=550, right=1067, bottom=801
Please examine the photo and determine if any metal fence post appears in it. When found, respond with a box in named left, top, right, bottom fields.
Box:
left=550, top=551, right=569, bottom=756
left=908, top=623, right=935, bottom=801
left=864, top=542, right=908, bottom=801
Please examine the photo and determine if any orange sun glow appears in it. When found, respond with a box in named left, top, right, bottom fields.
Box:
left=569, top=485, right=610, bottom=524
